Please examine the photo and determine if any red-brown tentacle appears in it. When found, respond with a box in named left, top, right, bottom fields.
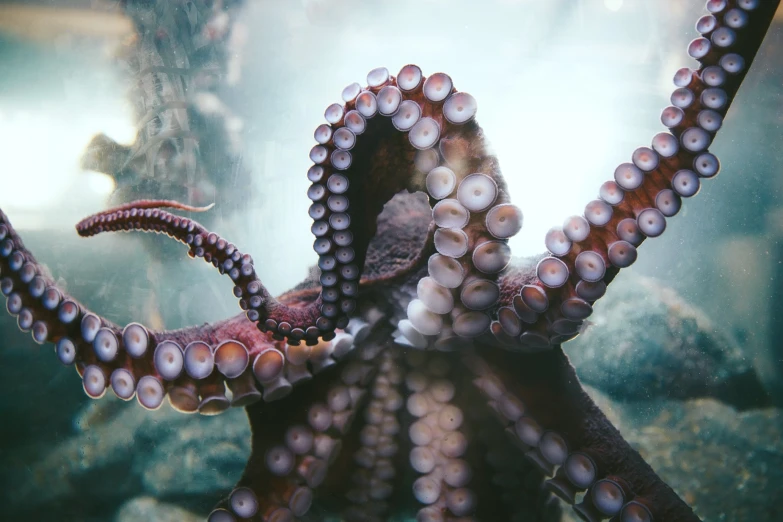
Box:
left=75, top=198, right=438, bottom=345
left=75, top=68, right=526, bottom=350
left=468, top=344, right=700, bottom=522
left=208, top=336, right=403, bottom=521
left=0, top=208, right=126, bottom=386
left=75, top=205, right=310, bottom=342
left=0, top=206, right=370, bottom=414
left=496, top=0, right=781, bottom=350
left=80, top=198, right=215, bottom=214
left=211, top=345, right=563, bottom=522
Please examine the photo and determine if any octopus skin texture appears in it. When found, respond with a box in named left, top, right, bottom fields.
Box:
left=0, top=0, right=779, bottom=521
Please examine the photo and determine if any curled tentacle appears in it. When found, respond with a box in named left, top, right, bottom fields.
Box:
left=0, top=206, right=368, bottom=412
left=77, top=65, right=525, bottom=349
left=75, top=205, right=322, bottom=343
left=76, top=198, right=437, bottom=345
left=2, top=175, right=437, bottom=414
left=77, top=0, right=779, bottom=354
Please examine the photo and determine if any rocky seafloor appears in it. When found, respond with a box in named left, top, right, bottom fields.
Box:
left=0, top=273, right=780, bottom=521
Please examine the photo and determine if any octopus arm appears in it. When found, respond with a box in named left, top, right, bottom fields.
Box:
left=501, top=0, right=782, bottom=350
left=212, top=339, right=568, bottom=522
left=212, top=343, right=396, bottom=520
left=472, top=344, right=700, bottom=521
left=0, top=205, right=367, bottom=415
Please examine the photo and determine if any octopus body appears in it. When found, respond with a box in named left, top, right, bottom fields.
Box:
left=1, top=1, right=779, bottom=520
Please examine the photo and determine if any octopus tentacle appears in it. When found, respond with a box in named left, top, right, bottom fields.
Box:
left=335, top=346, right=405, bottom=522
left=75, top=208, right=325, bottom=344
left=78, top=1, right=778, bottom=359
left=496, top=0, right=781, bottom=349
left=466, top=345, right=699, bottom=522
left=0, top=208, right=127, bottom=384
left=79, top=198, right=216, bottom=214
left=402, top=351, right=480, bottom=520
left=154, top=322, right=362, bottom=413
left=212, top=339, right=399, bottom=521
left=75, top=205, right=298, bottom=342
left=74, top=198, right=438, bottom=340
left=459, top=372, right=562, bottom=522
left=0, top=206, right=371, bottom=412
left=1, top=170, right=434, bottom=414
left=74, top=65, right=528, bottom=349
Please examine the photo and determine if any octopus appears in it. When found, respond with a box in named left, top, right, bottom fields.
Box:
left=0, top=0, right=777, bottom=520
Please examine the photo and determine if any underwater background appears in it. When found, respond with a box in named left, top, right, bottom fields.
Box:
left=0, top=0, right=781, bottom=520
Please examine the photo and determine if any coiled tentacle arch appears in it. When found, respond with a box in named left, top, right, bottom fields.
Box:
left=77, top=65, right=517, bottom=348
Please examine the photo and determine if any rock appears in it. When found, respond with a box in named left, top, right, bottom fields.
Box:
left=583, top=386, right=783, bottom=522
left=138, top=405, right=251, bottom=497
left=1, top=395, right=250, bottom=520
left=115, top=497, right=202, bottom=522
left=566, top=274, right=769, bottom=409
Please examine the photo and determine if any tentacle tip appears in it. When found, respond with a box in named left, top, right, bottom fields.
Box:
left=195, top=202, right=216, bottom=213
